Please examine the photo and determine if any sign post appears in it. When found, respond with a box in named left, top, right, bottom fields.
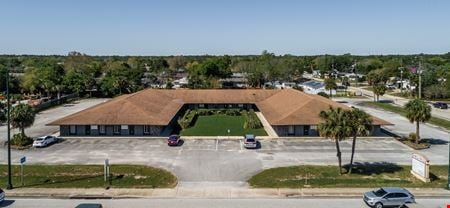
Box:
left=104, top=159, right=109, bottom=182
left=20, top=156, right=26, bottom=186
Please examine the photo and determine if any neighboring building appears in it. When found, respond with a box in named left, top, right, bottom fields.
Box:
left=219, top=73, right=248, bottom=88
left=48, top=89, right=390, bottom=137
left=172, top=77, right=189, bottom=88
left=298, top=80, right=336, bottom=95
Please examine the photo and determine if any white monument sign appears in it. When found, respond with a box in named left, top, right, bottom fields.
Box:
left=411, top=153, right=430, bottom=182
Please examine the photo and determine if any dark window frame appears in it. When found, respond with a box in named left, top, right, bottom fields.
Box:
left=99, top=125, right=106, bottom=135
left=69, top=125, right=77, bottom=135
left=85, top=125, right=91, bottom=135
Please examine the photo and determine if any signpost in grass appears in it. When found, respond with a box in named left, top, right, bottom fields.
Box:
left=20, top=156, right=26, bottom=186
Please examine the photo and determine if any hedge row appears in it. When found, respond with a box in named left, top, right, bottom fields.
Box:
left=243, top=109, right=263, bottom=129
left=177, top=110, right=198, bottom=129
left=196, top=109, right=242, bottom=116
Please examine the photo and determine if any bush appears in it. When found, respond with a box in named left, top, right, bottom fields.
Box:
left=408, top=132, right=417, bottom=142
left=243, top=109, right=263, bottom=129
left=317, top=92, right=329, bottom=98
left=225, top=109, right=241, bottom=116
left=177, top=110, right=198, bottom=129
left=10, top=133, right=33, bottom=147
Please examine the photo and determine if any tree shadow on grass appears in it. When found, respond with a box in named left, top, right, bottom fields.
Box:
left=17, top=175, right=102, bottom=188
left=343, top=162, right=403, bottom=175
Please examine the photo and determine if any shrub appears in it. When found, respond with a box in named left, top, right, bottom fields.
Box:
left=177, top=110, right=198, bottom=129
left=243, top=109, right=263, bottom=129
left=408, top=133, right=417, bottom=142
left=10, top=133, right=33, bottom=147
left=225, top=109, right=241, bottom=116
left=317, top=92, right=329, bottom=98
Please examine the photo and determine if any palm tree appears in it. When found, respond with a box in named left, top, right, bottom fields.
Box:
left=324, top=78, right=337, bottom=98
left=346, top=108, right=373, bottom=174
left=10, top=103, right=36, bottom=136
left=404, top=99, right=431, bottom=143
left=318, top=107, right=352, bottom=175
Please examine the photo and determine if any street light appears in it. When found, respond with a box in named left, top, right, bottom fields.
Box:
left=5, top=68, right=13, bottom=189
left=399, top=67, right=404, bottom=94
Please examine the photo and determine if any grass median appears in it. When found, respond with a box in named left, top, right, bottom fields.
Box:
left=0, top=164, right=177, bottom=188
left=362, top=101, right=450, bottom=131
left=248, top=164, right=448, bottom=188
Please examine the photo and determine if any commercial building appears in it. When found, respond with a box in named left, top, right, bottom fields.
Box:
left=48, top=89, right=390, bottom=137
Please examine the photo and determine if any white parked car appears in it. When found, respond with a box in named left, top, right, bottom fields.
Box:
left=0, top=188, right=5, bottom=203
left=33, top=136, right=56, bottom=147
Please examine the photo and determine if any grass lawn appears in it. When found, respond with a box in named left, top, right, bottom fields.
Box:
left=248, top=164, right=448, bottom=188
left=0, top=164, right=177, bottom=188
left=181, top=115, right=267, bottom=136
left=362, top=101, right=450, bottom=131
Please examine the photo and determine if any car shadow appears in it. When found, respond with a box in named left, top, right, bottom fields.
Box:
left=422, top=138, right=448, bottom=145
left=177, top=139, right=185, bottom=147
left=0, top=200, right=15, bottom=207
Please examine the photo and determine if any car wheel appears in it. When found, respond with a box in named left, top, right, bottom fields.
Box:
left=374, top=202, right=383, bottom=208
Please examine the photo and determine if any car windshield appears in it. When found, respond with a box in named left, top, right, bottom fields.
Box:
left=246, top=139, right=255, bottom=142
left=169, top=136, right=178, bottom=141
left=36, top=138, right=43, bottom=141
left=0, top=189, right=3, bottom=193
left=373, top=188, right=387, bottom=197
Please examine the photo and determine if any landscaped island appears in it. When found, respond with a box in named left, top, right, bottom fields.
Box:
left=179, top=109, right=267, bottom=136
left=248, top=164, right=448, bottom=188
left=0, top=164, right=177, bottom=188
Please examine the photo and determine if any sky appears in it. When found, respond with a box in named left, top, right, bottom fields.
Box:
left=0, top=0, right=449, bottom=56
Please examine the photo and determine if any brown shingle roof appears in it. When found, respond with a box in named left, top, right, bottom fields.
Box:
left=48, top=89, right=391, bottom=126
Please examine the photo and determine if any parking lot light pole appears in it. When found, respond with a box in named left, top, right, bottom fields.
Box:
left=6, top=68, right=13, bottom=190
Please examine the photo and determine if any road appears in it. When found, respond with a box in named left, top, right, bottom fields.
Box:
left=349, top=86, right=450, bottom=121
left=1, top=198, right=448, bottom=208
left=0, top=99, right=109, bottom=141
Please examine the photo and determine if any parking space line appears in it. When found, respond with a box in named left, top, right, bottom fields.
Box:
left=240, top=139, right=243, bottom=150
left=216, top=139, right=218, bottom=151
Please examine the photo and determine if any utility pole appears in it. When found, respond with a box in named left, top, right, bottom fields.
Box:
left=418, top=61, right=422, bottom=99
left=399, top=67, right=404, bottom=93
left=6, top=68, right=13, bottom=189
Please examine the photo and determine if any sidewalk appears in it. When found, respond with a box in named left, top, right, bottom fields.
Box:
left=5, top=187, right=450, bottom=199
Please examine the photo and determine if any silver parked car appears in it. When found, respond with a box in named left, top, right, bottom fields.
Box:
left=0, top=188, right=5, bottom=203
left=363, top=187, right=415, bottom=208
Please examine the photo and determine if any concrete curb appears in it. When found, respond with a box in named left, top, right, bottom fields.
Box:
left=5, top=187, right=450, bottom=199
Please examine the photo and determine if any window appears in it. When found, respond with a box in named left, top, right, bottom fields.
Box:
left=144, top=125, right=151, bottom=135
left=238, top=104, right=244, bottom=108
left=199, top=104, right=205, bottom=108
left=69, top=125, right=76, bottom=135
left=385, top=193, right=396, bottom=199
left=394, top=193, right=408, bottom=198
left=288, top=126, right=295, bottom=135
left=99, top=125, right=106, bottom=135
left=113, top=125, right=121, bottom=135
left=85, top=125, right=91, bottom=135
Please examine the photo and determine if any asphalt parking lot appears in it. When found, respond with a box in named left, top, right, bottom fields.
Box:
left=1, top=137, right=425, bottom=185
left=0, top=99, right=109, bottom=142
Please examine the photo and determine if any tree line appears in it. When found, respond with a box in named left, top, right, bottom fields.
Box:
left=0, top=51, right=449, bottom=99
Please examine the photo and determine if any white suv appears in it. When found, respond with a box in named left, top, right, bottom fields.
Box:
left=33, top=136, right=56, bottom=147
left=243, top=134, right=258, bottom=149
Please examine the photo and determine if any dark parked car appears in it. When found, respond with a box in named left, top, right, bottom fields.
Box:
left=75, top=204, right=103, bottom=208
left=167, top=135, right=180, bottom=146
left=433, top=102, right=448, bottom=109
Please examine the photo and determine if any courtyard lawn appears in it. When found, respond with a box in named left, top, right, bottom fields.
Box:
left=0, top=164, right=177, bottom=188
left=248, top=164, right=448, bottom=188
left=181, top=115, right=267, bottom=136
